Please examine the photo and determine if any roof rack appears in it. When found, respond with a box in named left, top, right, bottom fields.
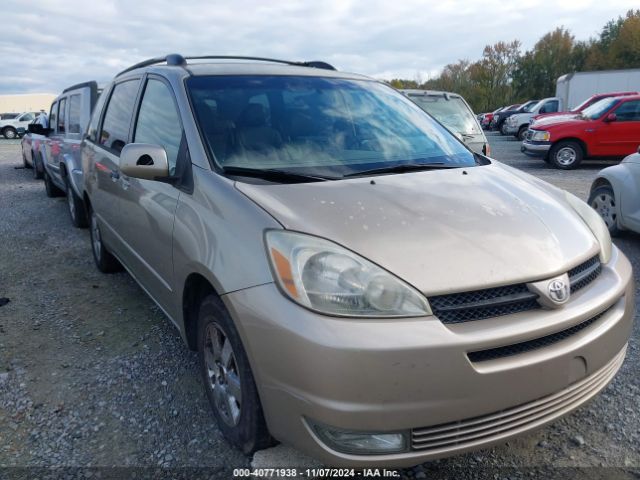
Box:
left=116, top=54, right=336, bottom=77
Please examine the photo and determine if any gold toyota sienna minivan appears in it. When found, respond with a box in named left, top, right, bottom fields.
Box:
left=79, top=55, right=634, bottom=468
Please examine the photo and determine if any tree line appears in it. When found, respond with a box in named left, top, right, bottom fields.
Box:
left=388, top=9, right=640, bottom=113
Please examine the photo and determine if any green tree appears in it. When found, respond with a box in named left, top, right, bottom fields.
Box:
left=512, top=28, right=577, bottom=100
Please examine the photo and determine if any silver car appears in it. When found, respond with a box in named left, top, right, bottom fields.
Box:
left=589, top=148, right=640, bottom=235
left=80, top=55, right=633, bottom=467
left=401, top=89, right=490, bottom=155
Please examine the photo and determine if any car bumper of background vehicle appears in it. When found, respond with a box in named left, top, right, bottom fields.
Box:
left=222, top=246, right=634, bottom=468
left=503, top=125, right=519, bottom=135
left=521, top=141, right=551, bottom=157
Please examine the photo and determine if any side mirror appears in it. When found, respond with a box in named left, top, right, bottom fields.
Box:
left=28, top=124, right=50, bottom=135
left=120, top=143, right=169, bottom=181
left=604, top=113, right=617, bottom=123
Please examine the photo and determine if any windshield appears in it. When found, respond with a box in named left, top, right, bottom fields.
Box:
left=572, top=95, right=600, bottom=112
left=187, top=76, right=475, bottom=179
left=408, top=95, right=480, bottom=135
left=521, top=101, right=538, bottom=113
left=581, top=97, right=619, bottom=120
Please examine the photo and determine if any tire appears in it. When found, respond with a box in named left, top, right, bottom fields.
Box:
left=22, top=150, right=29, bottom=168
left=499, top=123, right=507, bottom=135
left=89, top=207, right=122, bottom=273
left=588, top=185, right=620, bottom=236
left=549, top=140, right=583, bottom=170
left=33, top=154, right=44, bottom=180
left=43, top=170, right=64, bottom=197
left=3, top=127, right=17, bottom=139
left=517, top=126, right=528, bottom=141
left=197, top=294, right=274, bottom=454
left=65, top=177, right=88, bottom=228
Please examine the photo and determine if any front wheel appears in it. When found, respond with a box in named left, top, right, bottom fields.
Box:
left=33, top=154, right=44, bottom=180
left=65, top=178, right=88, bottom=228
left=499, top=123, right=508, bottom=135
left=89, top=208, right=122, bottom=273
left=44, top=170, right=64, bottom=197
left=517, top=126, right=528, bottom=141
left=3, top=127, right=17, bottom=139
left=588, top=185, right=620, bottom=236
left=549, top=141, right=583, bottom=169
left=197, top=294, right=274, bottom=454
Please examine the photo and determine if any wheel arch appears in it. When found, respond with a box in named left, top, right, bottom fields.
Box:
left=182, top=272, right=220, bottom=351
left=552, top=137, right=589, bottom=157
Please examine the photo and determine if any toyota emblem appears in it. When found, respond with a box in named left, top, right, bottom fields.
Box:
left=548, top=279, right=570, bottom=304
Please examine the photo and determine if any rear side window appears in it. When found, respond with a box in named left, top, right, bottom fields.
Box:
left=68, top=94, right=81, bottom=134
left=99, top=80, right=139, bottom=153
left=49, top=102, right=57, bottom=131
left=134, top=79, right=183, bottom=175
left=57, top=98, right=66, bottom=133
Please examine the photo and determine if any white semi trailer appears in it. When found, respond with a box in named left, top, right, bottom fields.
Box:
left=556, top=68, right=640, bottom=110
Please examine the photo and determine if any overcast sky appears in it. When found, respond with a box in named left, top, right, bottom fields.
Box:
left=0, top=0, right=637, bottom=94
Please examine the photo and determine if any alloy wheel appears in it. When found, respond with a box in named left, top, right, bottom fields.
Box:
left=203, top=323, right=242, bottom=427
left=556, top=146, right=577, bottom=166
left=91, top=213, right=102, bottom=259
left=67, top=187, right=76, bottom=222
left=591, top=192, right=617, bottom=229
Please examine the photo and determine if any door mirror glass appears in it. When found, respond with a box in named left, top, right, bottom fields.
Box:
left=604, top=113, right=617, bottom=123
left=27, top=124, right=50, bottom=136
left=119, top=143, right=169, bottom=180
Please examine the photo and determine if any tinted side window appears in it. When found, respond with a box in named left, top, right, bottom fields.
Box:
left=99, top=80, right=139, bottom=153
left=87, top=86, right=110, bottom=142
left=134, top=79, right=182, bottom=175
left=541, top=100, right=559, bottom=113
left=614, top=100, right=640, bottom=122
left=49, top=102, right=57, bottom=132
left=68, top=94, right=81, bottom=134
left=57, top=98, right=66, bottom=133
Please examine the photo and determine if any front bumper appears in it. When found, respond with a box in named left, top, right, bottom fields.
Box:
left=223, top=247, right=634, bottom=467
left=521, top=140, right=551, bottom=157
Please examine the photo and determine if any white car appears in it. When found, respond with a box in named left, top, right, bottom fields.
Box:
left=503, top=97, right=563, bottom=140
left=588, top=148, right=640, bottom=235
left=0, top=111, right=37, bottom=139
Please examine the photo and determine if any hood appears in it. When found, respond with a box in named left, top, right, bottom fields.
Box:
left=532, top=114, right=585, bottom=128
left=236, top=163, right=599, bottom=295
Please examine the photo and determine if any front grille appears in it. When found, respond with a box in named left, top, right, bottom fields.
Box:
left=429, top=284, right=540, bottom=324
left=429, top=256, right=602, bottom=324
left=467, top=307, right=611, bottom=363
left=568, top=256, right=602, bottom=293
left=411, top=347, right=625, bottom=452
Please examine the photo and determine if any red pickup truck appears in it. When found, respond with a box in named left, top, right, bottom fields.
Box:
left=521, top=94, right=640, bottom=169
left=530, top=91, right=638, bottom=126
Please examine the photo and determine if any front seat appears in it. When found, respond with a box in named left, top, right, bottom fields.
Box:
left=236, top=103, right=283, bottom=155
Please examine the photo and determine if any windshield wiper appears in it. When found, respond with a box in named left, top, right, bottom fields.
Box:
left=342, top=162, right=460, bottom=178
left=221, top=166, right=336, bottom=182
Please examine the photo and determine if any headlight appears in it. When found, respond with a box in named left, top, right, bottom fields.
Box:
left=265, top=230, right=431, bottom=317
left=530, top=130, right=550, bottom=142
left=564, top=192, right=612, bottom=263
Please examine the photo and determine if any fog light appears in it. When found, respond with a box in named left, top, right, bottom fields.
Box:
left=310, top=421, right=408, bottom=454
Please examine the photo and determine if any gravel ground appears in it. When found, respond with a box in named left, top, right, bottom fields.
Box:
left=0, top=133, right=638, bottom=480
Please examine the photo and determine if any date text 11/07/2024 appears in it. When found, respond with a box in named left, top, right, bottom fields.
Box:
left=233, top=468, right=402, bottom=478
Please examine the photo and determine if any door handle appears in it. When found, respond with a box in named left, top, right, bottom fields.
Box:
left=110, top=170, right=120, bottom=181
